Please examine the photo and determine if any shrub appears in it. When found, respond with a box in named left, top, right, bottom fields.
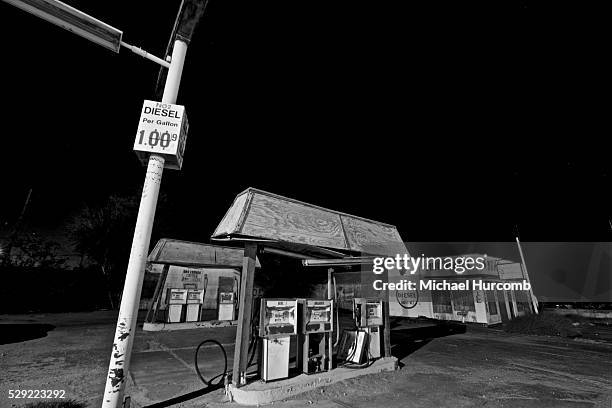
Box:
left=504, top=313, right=582, bottom=338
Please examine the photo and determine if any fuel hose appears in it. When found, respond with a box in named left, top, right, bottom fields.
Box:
left=194, top=339, right=227, bottom=386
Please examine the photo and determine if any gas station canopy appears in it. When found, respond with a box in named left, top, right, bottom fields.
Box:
left=211, top=188, right=408, bottom=257
left=148, top=238, right=261, bottom=268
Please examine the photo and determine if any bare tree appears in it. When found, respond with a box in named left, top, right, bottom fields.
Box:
left=68, top=195, right=139, bottom=309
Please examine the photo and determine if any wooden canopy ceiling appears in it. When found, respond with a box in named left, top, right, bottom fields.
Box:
left=211, top=188, right=408, bottom=257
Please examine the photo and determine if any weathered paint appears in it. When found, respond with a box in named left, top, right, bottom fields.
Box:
left=103, top=316, right=135, bottom=404
left=109, top=368, right=124, bottom=387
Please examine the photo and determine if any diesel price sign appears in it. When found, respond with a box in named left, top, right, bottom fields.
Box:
left=134, top=100, right=189, bottom=170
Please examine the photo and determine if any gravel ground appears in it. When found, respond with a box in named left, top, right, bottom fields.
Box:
left=289, top=324, right=612, bottom=408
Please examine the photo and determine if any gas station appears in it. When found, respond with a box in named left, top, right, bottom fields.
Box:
left=206, top=187, right=406, bottom=404
left=133, top=192, right=540, bottom=405
left=126, top=187, right=407, bottom=404
left=137, top=188, right=539, bottom=405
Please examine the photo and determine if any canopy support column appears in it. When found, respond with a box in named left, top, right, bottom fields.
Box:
left=232, top=242, right=257, bottom=386
left=145, top=264, right=170, bottom=323
left=383, top=268, right=392, bottom=357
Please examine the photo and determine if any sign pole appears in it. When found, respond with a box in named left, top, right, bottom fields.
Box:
left=515, top=236, right=539, bottom=314
left=102, top=39, right=188, bottom=408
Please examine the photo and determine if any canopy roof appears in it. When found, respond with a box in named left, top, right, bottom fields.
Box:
left=148, top=238, right=260, bottom=268
left=211, top=188, right=408, bottom=257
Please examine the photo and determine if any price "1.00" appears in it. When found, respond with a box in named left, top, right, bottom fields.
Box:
left=138, top=129, right=178, bottom=149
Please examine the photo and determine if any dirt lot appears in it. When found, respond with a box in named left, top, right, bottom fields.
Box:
left=293, top=322, right=612, bottom=408
left=1, top=312, right=611, bottom=408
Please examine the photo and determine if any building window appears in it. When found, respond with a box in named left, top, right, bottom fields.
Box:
left=451, top=290, right=476, bottom=312
left=486, top=290, right=498, bottom=315
left=432, top=290, right=453, bottom=314
left=515, top=290, right=531, bottom=313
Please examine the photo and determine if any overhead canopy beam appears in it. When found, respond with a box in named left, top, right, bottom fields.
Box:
left=147, top=238, right=260, bottom=268
left=302, top=257, right=376, bottom=267
left=210, top=235, right=276, bottom=244
left=147, top=260, right=245, bottom=269
left=261, top=247, right=311, bottom=260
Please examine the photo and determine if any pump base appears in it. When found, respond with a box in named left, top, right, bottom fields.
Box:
left=142, top=320, right=237, bottom=331
left=227, top=357, right=398, bottom=406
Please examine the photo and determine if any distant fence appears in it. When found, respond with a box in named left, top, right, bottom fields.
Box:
left=547, top=308, right=612, bottom=320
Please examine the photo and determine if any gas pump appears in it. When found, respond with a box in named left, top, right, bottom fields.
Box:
left=259, top=298, right=298, bottom=382
left=186, top=289, right=204, bottom=322
left=167, top=288, right=188, bottom=323
left=217, top=275, right=236, bottom=321
left=353, top=298, right=383, bottom=360
left=300, top=299, right=333, bottom=374
left=218, top=292, right=235, bottom=321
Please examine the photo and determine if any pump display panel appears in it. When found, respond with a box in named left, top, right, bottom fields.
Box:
left=168, top=289, right=188, bottom=304
left=301, top=299, right=333, bottom=334
left=219, top=292, right=234, bottom=304
left=186, top=289, right=204, bottom=304
left=365, top=301, right=383, bottom=326
left=218, top=292, right=235, bottom=321
left=354, top=298, right=383, bottom=327
left=259, top=299, right=298, bottom=338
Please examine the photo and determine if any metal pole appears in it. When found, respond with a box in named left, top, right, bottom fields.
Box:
left=327, top=268, right=333, bottom=300
left=327, top=268, right=333, bottom=370
left=102, top=39, right=188, bottom=408
left=515, top=236, right=539, bottom=314
left=120, top=41, right=171, bottom=68
left=2, top=188, right=32, bottom=266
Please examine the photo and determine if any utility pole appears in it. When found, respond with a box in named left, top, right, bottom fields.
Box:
left=515, top=236, right=539, bottom=314
left=102, top=2, right=208, bottom=407
left=2, top=188, right=32, bottom=266
left=101, top=39, right=188, bottom=408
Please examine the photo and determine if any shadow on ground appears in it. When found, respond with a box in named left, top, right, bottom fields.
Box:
left=22, top=400, right=86, bottom=408
left=0, top=323, right=55, bottom=345
left=391, top=321, right=466, bottom=364
left=141, top=384, right=224, bottom=408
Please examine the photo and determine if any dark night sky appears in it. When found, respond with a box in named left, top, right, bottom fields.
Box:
left=0, top=0, right=610, bottom=244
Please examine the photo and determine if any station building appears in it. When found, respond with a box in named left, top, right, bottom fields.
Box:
left=388, top=255, right=536, bottom=325
left=142, top=239, right=260, bottom=331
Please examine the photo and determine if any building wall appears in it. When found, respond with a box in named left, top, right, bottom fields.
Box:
left=387, top=263, right=530, bottom=324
